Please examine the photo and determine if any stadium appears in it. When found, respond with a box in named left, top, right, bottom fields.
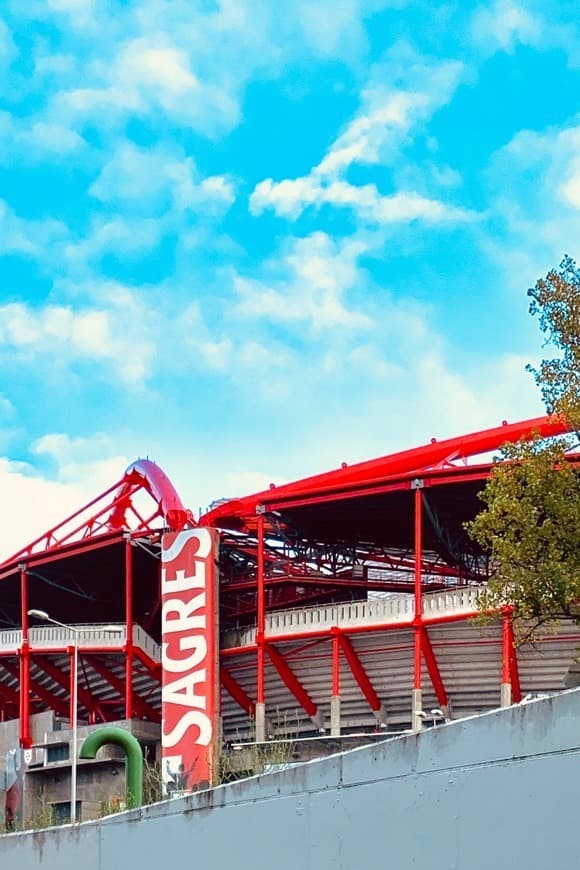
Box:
left=1, top=412, right=579, bottom=815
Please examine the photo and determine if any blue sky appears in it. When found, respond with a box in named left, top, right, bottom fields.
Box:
left=0, top=0, right=579, bottom=556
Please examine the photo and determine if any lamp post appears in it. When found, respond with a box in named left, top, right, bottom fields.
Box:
left=28, top=610, right=80, bottom=822
left=27, top=610, right=121, bottom=824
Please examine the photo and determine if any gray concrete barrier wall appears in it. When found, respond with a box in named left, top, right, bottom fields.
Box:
left=2, top=689, right=580, bottom=869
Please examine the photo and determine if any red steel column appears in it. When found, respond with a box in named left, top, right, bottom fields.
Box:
left=331, top=629, right=341, bottom=736
left=412, top=482, right=424, bottom=731
left=501, top=607, right=512, bottom=707
left=125, top=536, right=134, bottom=720
left=508, top=619, right=522, bottom=703
left=19, top=565, right=31, bottom=748
left=256, top=509, right=266, bottom=741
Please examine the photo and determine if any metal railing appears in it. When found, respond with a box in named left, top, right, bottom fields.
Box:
left=0, top=623, right=161, bottom=661
left=223, top=586, right=482, bottom=648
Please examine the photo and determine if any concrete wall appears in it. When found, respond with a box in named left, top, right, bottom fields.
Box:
left=2, top=689, right=580, bottom=869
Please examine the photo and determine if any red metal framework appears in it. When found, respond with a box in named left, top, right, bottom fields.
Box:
left=0, top=415, right=576, bottom=746
left=2, top=458, right=195, bottom=567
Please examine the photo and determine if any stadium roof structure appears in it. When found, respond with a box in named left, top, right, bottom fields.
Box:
left=0, top=413, right=577, bottom=747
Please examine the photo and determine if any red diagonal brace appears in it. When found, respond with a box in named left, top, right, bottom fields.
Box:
left=339, top=635, right=382, bottom=713
left=265, top=643, right=319, bottom=720
left=220, top=667, right=256, bottom=717
left=132, top=646, right=162, bottom=679
left=420, top=628, right=449, bottom=708
left=84, top=656, right=161, bottom=723
left=0, top=677, right=23, bottom=712
left=34, top=656, right=108, bottom=723
left=1, top=660, right=69, bottom=717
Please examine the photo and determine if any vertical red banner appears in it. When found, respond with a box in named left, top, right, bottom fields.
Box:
left=161, top=528, right=220, bottom=794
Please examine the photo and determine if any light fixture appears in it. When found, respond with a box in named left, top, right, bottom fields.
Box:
left=27, top=609, right=50, bottom=620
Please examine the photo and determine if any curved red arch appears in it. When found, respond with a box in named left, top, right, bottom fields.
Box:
left=0, top=459, right=194, bottom=569
left=108, top=459, right=195, bottom=533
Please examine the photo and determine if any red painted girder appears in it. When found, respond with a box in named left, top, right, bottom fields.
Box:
left=84, top=655, right=161, bottom=723
left=132, top=646, right=162, bottom=679
left=1, top=479, right=126, bottom=566
left=34, top=656, right=108, bottom=722
left=0, top=678, right=25, bottom=712
left=264, top=643, right=318, bottom=718
left=1, top=460, right=193, bottom=569
left=508, top=621, right=522, bottom=703
left=220, top=666, right=256, bottom=717
left=221, top=610, right=482, bottom=654
left=222, top=575, right=449, bottom=595
left=338, top=635, right=382, bottom=712
left=202, top=415, right=569, bottom=522
left=420, top=628, right=449, bottom=708
left=1, top=660, right=69, bottom=717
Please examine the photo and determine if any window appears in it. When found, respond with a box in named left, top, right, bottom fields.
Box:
left=51, top=801, right=81, bottom=824
left=46, top=743, right=70, bottom=763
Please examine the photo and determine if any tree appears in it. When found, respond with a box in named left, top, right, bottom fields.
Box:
left=527, top=255, right=580, bottom=430
left=468, top=256, right=580, bottom=630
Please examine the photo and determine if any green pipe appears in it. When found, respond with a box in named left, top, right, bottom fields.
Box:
left=80, top=726, right=144, bottom=809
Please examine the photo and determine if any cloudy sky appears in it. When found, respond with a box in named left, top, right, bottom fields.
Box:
left=0, top=0, right=579, bottom=558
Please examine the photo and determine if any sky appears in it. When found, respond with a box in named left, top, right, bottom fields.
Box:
left=0, top=0, right=579, bottom=559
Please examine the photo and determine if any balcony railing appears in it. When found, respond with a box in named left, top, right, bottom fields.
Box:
left=0, top=623, right=161, bottom=661
left=223, top=587, right=481, bottom=648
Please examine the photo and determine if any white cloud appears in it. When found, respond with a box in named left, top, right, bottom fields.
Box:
left=297, top=0, right=370, bottom=59
left=471, top=1, right=541, bottom=53
left=251, top=178, right=471, bottom=223
left=0, top=458, right=90, bottom=562
left=51, top=35, right=239, bottom=135
left=64, top=216, right=162, bottom=267
left=249, top=50, right=469, bottom=226
left=234, top=232, right=372, bottom=330
left=33, top=0, right=379, bottom=138
left=484, top=121, right=580, bottom=287
left=90, top=141, right=235, bottom=215
left=0, top=430, right=132, bottom=562
left=0, top=295, right=155, bottom=385
left=0, top=112, right=87, bottom=165
left=0, top=199, right=69, bottom=256
left=0, top=19, right=16, bottom=76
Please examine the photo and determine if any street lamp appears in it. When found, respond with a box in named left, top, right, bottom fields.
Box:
left=27, top=610, right=121, bottom=824
left=28, top=609, right=81, bottom=823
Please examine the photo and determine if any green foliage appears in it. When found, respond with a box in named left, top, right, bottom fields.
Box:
left=527, top=255, right=580, bottom=430
left=468, top=437, right=580, bottom=626
left=218, top=738, right=296, bottom=784
left=467, top=256, right=580, bottom=630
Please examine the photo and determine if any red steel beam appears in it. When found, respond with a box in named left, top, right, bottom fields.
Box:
left=2, top=659, right=69, bottom=718
left=265, top=643, right=318, bottom=719
left=220, top=608, right=483, bottom=654
left=34, top=656, right=108, bottom=722
left=413, top=485, right=423, bottom=692
left=420, top=628, right=449, bottom=708
left=338, top=635, right=382, bottom=712
left=132, top=645, right=162, bottom=679
left=256, top=511, right=266, bottom=707
left=202, top=416, right=569, bottom=522
left=508, top=619, right=522, bottom=703
left=0, top=678, right=25, bottom=711
left=220, top=666, right=256, bottom=717
left=84, top=655, right=161, bottom=723
left=125, top=537, right=134, bottom=720
left=501, top=609, right=511, bottom=689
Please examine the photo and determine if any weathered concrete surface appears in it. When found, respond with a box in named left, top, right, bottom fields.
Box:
left=2, top=688, right=580, bottom=869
